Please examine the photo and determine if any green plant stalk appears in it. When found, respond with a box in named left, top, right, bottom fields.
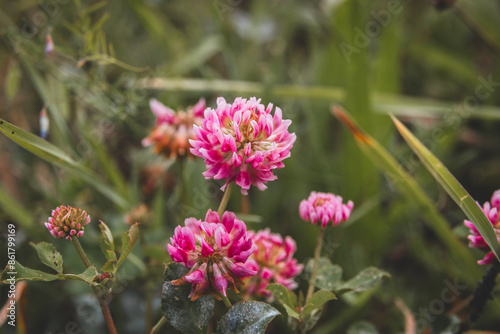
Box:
left=71, top=237, right=117, bottom=334
left=218, top=182, right=234, bottom=217
left=71, top=237, right=92, bottom=268
left=150, top=316, right=168, bottom=334
left=218, top=292, right=232, bottom=310
left=306, top=227, right=325, bottom=303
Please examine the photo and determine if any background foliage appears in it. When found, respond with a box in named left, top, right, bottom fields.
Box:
left=1, top=0, right=500, bottom=333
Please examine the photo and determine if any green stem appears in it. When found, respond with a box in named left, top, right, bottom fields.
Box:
left=306, top=227, right=325, bottom=303
left=71, top=237, right=92, bottom=268
left=217, top=182, right=234, bottom=217
left=150, top=316, right=168, bottom=334
left=219, top=292, right=232, bottom=310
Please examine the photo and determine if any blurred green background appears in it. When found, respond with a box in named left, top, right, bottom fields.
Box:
left=1, top=0, right=500, bottom=333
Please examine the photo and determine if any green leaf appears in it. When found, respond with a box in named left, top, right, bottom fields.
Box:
left=162, top=263, right=214, bottom=334
left=283, top=304, right=300, bottom=320
left=58, top=266, right=99, bottom=286
left=1, top=261, right=58, bottom=283
left=340, top=267, right=390, bottom=294
left=346, top=320, right=380, bottom=334
left=391, top=115, right=500, bottom=263
left=216, top=301, right=280, bottom=334
left=0, top=118, right=129, bottom=209
left=115, top=223, right=140, bottom=271
left=265, top=283, right=296, bottom=308
left=305, top=257, right=343, bottom=291
left=30, top=242, right=63, bottom=273
left=300, top=290, right=336, bottom=324
left=305, top=290, right=336, bottom=312
left=99, top=221, right=116, bottom=260
left=100, top=260, right=116, bottom=273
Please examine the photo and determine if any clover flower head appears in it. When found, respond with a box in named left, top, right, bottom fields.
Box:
left=189, top=97, right=296, bottom=195
left=142, top=98, right=206, bottom=159
left=44, top=205, right=91, bottom=240
left=299, top=191, right=354, bottom=228
left=242, top=229, right=303, bottom=299
left=464, top=190, right=500, bottom=265
left=167, top=209, right=257, bottom=301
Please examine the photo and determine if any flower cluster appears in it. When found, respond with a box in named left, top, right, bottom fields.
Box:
left=44, top=205, right=91, bottom=240
left=167, top=209, right=256, bottom=300
left=464, top=190, right=500, bottom=265
left=189, top=97, right=296, bottom=195
left=142, top=98, right=206, bottom=159
left=243, top=229, right=303, bottom=298
left=299, top=191, right=354, bottom=228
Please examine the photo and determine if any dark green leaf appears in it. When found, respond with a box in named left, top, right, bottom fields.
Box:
left=162, top=263, right=214, bottom=334
left=340, top=267, right=390, bottom=294
left=30, top=242, right=63, bottom=273
left=305, top=257, right=343, bottom=291
left=216, top=301, right=280, bottom=334
left=116, top=223, right=140, bottom=270
left=1, top=261, right=58, bottom=282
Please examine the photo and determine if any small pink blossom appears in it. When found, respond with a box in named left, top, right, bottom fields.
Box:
left=464, top=190, right=500, bottom=265
left=44, top=205, right=91, bottom=240
left=299, top=191, right=354, bottom=228
left=142, top=98, right=205, bottom=159
left=242, top=229, right=303, bottom=299
left=167, top=209, right=257, bottom=301
left=189, top=97, right=296, bottom=195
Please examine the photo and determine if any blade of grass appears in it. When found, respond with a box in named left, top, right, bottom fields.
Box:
left=85, top=132, right=129, bottom=197
left=391, top=115, right=500, bottom=263
left=15, top=39, right=74, bottom=149
left=138, top=78, right=500, bottom=121
left=331, top=106, right=480, bottom=282
left=454, top=0, right=500, bottom=56
left=0, top=118, right=128, bottom=210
